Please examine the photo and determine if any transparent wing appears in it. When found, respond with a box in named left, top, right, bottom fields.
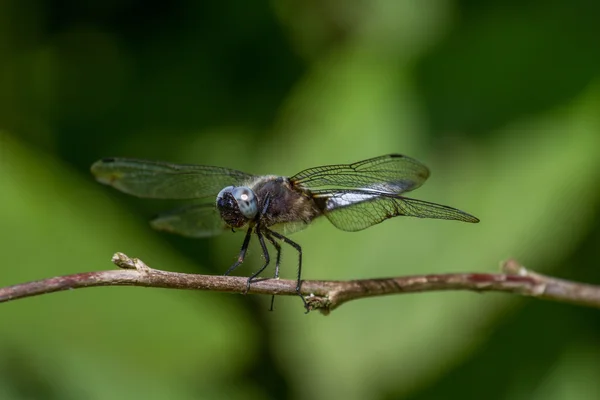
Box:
left=150, top=203, right=228, bottom=238
left=91, top=158, right=255, bottom=199
left=315, top=190, right=479, bottom=232
left=269, top=220, right=313, bottom=236
left=291, top=154, right=430, bottom=194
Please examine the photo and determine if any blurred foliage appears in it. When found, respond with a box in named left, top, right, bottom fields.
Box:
left=1, top=1, right=600, bottom=399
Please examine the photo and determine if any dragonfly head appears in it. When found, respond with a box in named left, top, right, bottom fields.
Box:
left=216, top=186, right=258, bottom=228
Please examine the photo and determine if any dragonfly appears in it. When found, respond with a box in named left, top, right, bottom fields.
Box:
left=91, top=154, right=479, bottom=311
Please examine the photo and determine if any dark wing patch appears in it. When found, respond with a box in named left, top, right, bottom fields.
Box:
left=291, top=154, right=430, bottom=194
left=150, top=203, right=228, bottom=238
left=315, top=190, right=479, bottom=232
left=91, top=158, right=254, bottom=199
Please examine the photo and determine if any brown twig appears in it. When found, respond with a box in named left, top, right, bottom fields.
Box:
left=1, top=253, right=599, bottom=315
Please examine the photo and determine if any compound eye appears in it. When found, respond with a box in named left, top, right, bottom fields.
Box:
left=232, top=186, right=258, bottom=218
left=216, top=186, right=234, bottom=206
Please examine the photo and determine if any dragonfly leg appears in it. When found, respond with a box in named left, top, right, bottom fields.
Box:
left=266, top=229, right=308, bottom=313
left=245, top=228, right=270, bottom=295
left=264, top=232, right=282, bottom=311
left=224, top=226, right=253, bottom=276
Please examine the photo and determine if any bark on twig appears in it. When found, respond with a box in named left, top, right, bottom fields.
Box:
left=1, top=253, right=599, bottom=315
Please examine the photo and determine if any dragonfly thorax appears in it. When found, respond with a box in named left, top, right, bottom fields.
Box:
left=216, top=186, right=258, bottom=228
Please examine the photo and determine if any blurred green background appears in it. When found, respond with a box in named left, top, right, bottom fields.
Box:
left=2, top=1, right=600, bottom=399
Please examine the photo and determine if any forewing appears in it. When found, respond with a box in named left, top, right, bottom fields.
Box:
left=91, top=158, right=254, bottom=199
left=291, top=154, right=430, bottom=194
left=316, top=190, right=479, bottom=232
left=150, top=203, right=227, bottom=238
